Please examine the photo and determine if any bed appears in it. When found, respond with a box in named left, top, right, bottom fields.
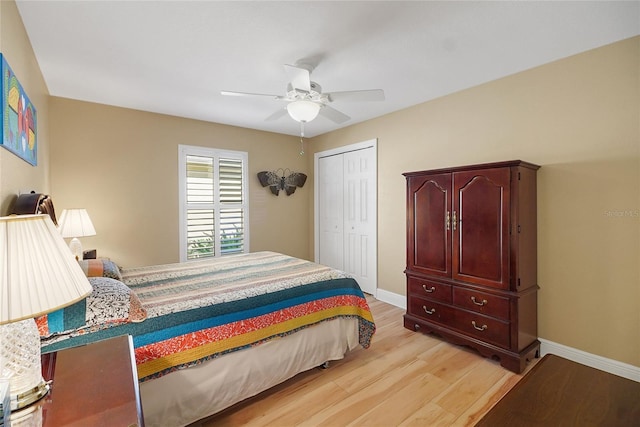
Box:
left=38, top=251, right=375, bottom=426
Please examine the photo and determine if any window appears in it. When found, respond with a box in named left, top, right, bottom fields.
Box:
left=178, top=145, right=249, bottom=261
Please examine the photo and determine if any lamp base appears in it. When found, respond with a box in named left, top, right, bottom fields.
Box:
left=9, top=399, right=44, bottom=427
left=68, top=237, right=83, bottom=261
left=11, top=380, right=49, bottom=411
left=0, top=320, right=49, bottom=411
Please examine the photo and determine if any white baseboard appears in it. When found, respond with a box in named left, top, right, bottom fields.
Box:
left=375, top=288, right=406, bottom=310
left=540, top=338, right=640, bottom=382
left=373, top=289, right=640, bottom=382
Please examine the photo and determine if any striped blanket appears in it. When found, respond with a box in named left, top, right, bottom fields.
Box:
left=42, top=252, right=375, bottom=381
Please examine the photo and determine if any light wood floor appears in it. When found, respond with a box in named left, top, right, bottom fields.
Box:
left=198, top=297, right=539, bottom=426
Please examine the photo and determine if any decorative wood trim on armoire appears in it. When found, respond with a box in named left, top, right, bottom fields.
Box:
left=403, top=160, right=540, bottom=373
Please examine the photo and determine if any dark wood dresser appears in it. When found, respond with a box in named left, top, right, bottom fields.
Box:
left=403, top=160, right=540, bottom=373
left=11, top=335, right=144, bottom=426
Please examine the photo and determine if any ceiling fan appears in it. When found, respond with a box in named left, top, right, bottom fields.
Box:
left=221, top=63, right=385, bottom=128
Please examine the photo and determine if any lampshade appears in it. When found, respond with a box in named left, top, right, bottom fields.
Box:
left=0, top=214, right=92, bottom=323
left=286, top=100, right=321, bottom=123
left=58, top=209, right=96, bottom=261
left=0, top=214, right=93, bottom=410
left=58, top=209, right=96, bottom=239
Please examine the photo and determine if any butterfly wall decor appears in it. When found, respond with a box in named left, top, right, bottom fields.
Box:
left=257, top=169, right=307, bottom=196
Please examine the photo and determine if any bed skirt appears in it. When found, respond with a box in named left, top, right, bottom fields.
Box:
left=140, top=316, right=360, bottom=427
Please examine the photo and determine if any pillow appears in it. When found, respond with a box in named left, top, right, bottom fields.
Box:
left=85, top=277, right=147, bottom=325
left=46, top=298, right=86, bottom=333
left=77, top=258, right=122, bottom=281
left=37, top=277, right=146, bottom=338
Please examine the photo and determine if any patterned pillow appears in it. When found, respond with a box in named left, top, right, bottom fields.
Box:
left=44, top=298, right=86, bottom=333
left=77, top=258, right=122, bottom=280
left=37, top=277, right=146, bottom=337
left=85, top=277, right=147, bottom=325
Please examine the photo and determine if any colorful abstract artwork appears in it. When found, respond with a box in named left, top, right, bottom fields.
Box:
left=1, top=54, right=37, bottom=165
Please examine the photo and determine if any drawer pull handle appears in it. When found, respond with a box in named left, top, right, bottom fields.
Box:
left=471, top=296, right=488, bottom=306
left=422, top=306, right=436, bottom=315
left=422, top=285, right=436, bottom=293
left=472, top=321, right=487, bottom=331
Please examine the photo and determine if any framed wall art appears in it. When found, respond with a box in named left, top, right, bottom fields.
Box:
left=1, top=54, right=37, bottom=165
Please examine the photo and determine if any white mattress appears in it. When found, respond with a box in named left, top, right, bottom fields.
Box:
left=140, top=317, right=360, bottom=427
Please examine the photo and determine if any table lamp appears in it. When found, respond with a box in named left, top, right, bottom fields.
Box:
left=0, top=214, right=93, bottom=411
left=57, top=209, right=96, bottom=260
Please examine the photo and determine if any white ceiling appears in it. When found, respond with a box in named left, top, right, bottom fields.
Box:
left=15, top=1, right=640, bottom=138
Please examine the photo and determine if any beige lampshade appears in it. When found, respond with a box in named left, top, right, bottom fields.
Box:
left=0, top=214, right=93, bottom=324
left=58, top=208, right=96, bottom=238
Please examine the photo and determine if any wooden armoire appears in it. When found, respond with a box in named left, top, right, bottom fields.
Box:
left=403, top=160, right=540, bottom=373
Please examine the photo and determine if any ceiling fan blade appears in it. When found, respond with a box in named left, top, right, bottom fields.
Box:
left=284, top=64, right=311, bottom=92
left=327, top=89, right=385, bottom=102
left=221, top=90, right=281, bottom=99
left=265, top=108, right=288, bottom=121
left=319, top=105, right=350, bottom=124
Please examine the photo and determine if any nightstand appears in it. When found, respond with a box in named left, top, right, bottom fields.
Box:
left=11, top=335, right=144, bottom=426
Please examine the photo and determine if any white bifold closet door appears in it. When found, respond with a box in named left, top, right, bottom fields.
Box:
left=317, top=142, right=377, bottom=295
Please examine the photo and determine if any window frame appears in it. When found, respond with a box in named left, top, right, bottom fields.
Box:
left=178, top=144, right=249, bottom=262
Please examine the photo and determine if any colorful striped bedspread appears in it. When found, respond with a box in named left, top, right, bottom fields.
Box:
left=41, top=252, right=375, bottom=381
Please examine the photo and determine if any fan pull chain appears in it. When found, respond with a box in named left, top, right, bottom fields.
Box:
left=299, top=122, right=305, bottom=155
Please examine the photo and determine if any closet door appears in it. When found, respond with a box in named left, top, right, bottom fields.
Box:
left=342, top=148, right=376, bottom=294
left=318, top=154, right=344, bottom=270
left=316, top=142, right=377, bottom=295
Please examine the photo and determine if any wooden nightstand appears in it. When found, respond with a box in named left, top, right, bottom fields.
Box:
left=11, top=335, right=144, bottom=426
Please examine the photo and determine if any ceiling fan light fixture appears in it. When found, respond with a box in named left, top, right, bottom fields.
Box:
left=287, top=100, right=320, bottom=123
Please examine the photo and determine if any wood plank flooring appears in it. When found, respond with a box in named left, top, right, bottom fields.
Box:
left=197, top=297, right=539, bottom=426
left=476, top=354, right=640, bottom=426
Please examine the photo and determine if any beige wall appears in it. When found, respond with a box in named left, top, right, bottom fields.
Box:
left=309, top=37, right=640, bottom=367
left=0, top=0, right=50, bottom=214
left=49, top=99, right=309, bottom=268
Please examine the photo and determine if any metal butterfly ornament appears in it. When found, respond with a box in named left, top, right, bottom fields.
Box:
left=257, top=168, right=307, bottom=196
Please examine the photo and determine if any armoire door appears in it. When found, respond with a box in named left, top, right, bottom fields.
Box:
left=452, top=168, right=511, bottom=289
left=406, top=173, right=452, bottom=278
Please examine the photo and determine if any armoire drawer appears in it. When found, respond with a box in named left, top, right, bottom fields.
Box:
left=407, top=276, right=452, bottom=303
left=453, top=287, right=510, bottom=321
left=451, top=309, right=510, bottom=349
left=407, top=297, right=453, bottom=326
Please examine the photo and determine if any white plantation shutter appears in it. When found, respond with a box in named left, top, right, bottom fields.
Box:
left=185, top=156, right=215, bottom=259
left=179, top=146, right=248, bottom=261
left=219, top=158, right=245, bottom=254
